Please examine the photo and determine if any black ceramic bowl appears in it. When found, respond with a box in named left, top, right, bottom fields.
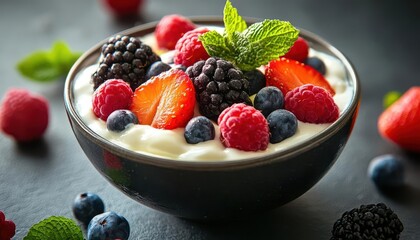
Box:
left=64, top=17, right=360, bottom=220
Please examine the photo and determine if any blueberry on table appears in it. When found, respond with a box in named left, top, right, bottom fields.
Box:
left=244, top=69, right=266, bottom=95
left=368, top=154, right=405, bottom=188
left=184, top=116, right=215, bottom=144
left=254, top=86, right=284, bottom=117
left=145, top=61, right=172, bottom=80
left=304, top=57, right=326, bottom=75
left=72, top=192, right=105, bottom=225
left=106, top=110, right=139, bottom=132
left=87, top=211, right=130, bottom=240
left=267, top=109, right=298, bottom=143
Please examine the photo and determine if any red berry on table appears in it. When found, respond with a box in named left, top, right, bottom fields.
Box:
left=0, top=211, right=16, bottom=240
left=101, top=0, right=144, bottom=17
left=285, top=84, right=339, bottom=124
left=92, top=79, right=133, bottom=121
left=173, top=28, right=210, bottom=67
left=282, top=36, right=309, bottom=62
left=130, top=69, right=196, bottom=130
left=265, top=57, right=335, bottom=96
left=378, top=86, right=420, bottom=153
left=155, top=14, right=196, bottom=50
left=0, top=88, right=49, bottom=142
left=218, top=103, right=269, bottom=151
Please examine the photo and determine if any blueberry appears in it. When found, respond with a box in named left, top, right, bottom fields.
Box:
left=368, top=154, right=405, bottom=188
left=145, top=61, right=171, bottom=80
left=87, top=211, right=130, bottom=240
left=254, top=86, right=284, bottom=117
left=304, top=57, right=326, bottom=75
left=244, top=69, right=266, bottom=95
left=267, top=109, right=298, bottom=143
left=106, top=110, right=138, bottom=132
left=72, top=192, right=105, bottom=225
left=184, top=116, right=215, bottom=144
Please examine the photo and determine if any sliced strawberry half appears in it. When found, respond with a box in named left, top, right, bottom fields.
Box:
left=265, top=57, right=335, bottom=96
left=130, top=69, right=196, bottom=130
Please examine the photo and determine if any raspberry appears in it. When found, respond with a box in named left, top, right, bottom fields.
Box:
left=0, top=211, right=16, bottom=240
left=218, top=103, right=269, bottom=151
left=173, top=28, right=210, bottom=67
left=92, top=79, right=133, bottom=121
left=284, top=84, right=339, bottom=123
left=283, top=36, right=309, bottom=62
left=0, top=89, right=49, bottom=142
left=155, top=14, right=196, bottom=50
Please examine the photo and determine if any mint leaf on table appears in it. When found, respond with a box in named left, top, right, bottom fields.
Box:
left=23, top=216, right=83, bottom=240
left=17, top=41, right=81, bottom=82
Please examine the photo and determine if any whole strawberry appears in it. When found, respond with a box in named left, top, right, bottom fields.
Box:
left=0, top=211, right=16, bottom=240
left=0, top=88, right=49, bottom=142
left=282, top=36, right=309, bottom=62
left=378, top=87, right=420, bottom=152
left=155, top=14, right=196, bottom=50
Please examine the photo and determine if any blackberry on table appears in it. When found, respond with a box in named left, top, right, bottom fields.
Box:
left=186, top=57, right=252, bottom=121
left=92, top=35, right=160, bottom=91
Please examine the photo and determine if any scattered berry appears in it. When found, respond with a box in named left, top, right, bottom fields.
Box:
left=101, top=0, right=144, bottom=17
left=184, top=116, right=215, bottom=144
left=155, top=14, right=196, bottom=50
left=218, top=103, right=269, bottom=151
left=91, top=35, right=160, bottom=91
left=331, top=203, right=404, bottom=240
left=0, top=88, right=49, bottom=142
left=304, top=56, right=326, bottom=75
left=244, top=69, right=266, bottom=95
left=266, top=57, right=335, bottom=96
left=378, top=87, right=420, bottom=153
left=107, top=109, right=139, bottom=132
left=267, top=109, right=298, bottom=143
left=368, top=154, right=405, bottom=188
left=72, top=192, right=105, bottom=226
left=92, top=79, right=133, bottom=121
left=285, top=84, right=339, bottom=123
left=282, top=36, right=309, bottom=62
left=173, top=28, right=210, bottom=67
left=130, top=69, right=195, bottom=129
left=87, top=211, right=130, bottom=240
left=254, top=86, right=284, bottom=117
left=186, top=57, right=252, bottom=121
left=0, top=211, right=16, bottom=240
left=144, top=61, right=171, bottom=80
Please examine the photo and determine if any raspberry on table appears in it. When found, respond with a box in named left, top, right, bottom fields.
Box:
left=0, top=211, right=16, bottom=240
left=173, top=28, right=210, bottom=67
left=0, top=88, right=49, bottom=142
left=92, top=79, right=133, bottom=121
left=155, top=14, right=196, bottom=50
left=285, top=84, right=339, bottom=123
left=218, top=103, right=269, bottom=151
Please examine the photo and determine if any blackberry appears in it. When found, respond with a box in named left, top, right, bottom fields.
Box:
left=331, top=203, right=404, bottom=240
left=186, top=57, right=252, bottom=121
left=92, top=35, right=160, bottom=91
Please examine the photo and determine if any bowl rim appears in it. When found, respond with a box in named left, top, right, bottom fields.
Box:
left=64, top=16, right=361, bottom=170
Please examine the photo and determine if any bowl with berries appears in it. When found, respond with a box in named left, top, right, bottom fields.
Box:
left=64, top=1, right=360, bottom=220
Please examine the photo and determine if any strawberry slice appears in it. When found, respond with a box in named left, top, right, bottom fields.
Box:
left=265, top=57, right=335, bottom=96
left=130, top=69, right=196, bottom=130
left=378, top=87, right=420, bottom=153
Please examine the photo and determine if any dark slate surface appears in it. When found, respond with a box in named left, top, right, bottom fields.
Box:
left=1, top=0, right=420, bottom=239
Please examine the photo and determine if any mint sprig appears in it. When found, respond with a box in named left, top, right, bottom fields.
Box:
left=17, top=41, right=81, bottom=82
left=200, top=0, right=299, bottom=71
left=23, top=216, right=83, bottom=240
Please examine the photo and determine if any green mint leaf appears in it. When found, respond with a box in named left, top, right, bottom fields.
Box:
left=23, top=216, right=83, bottom=240
left=199, top=30, right=236, bottom=60
left=384, top=91, right=401, bottom=109
left=223, top=0, right=247, bottom=39
left=51, top=41, right=82, bottom=73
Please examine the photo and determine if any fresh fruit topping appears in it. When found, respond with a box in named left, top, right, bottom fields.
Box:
left=383, top=91, right=401, bottom=109
left=107, top=109, right=139, bottom=132
left=282, top=36, right=309, bottom=62
left=184, top=116, right=215, bottom=144
left=0, top=211, right=15, bottom=240
left=244, top=69, right=266, bottom=95
left=285, top=84, right=339, bottom=123
left=92, top=79, right=133, bottom=121
left=254, top=86, right=284, bottom=117
left=304, top=56, right=326, bottom=75
left=155, top=14, right=196, bottom=50
left=378, top=87, right=420, bottom=152
left=173, top=28, right=210, bottom=67
left=0, top=88, right=49, bottom=142
left=186, top=57, right=252, bottom=121
left=266, top=57, right=335, bottom=96
left=267, top=109, right=298, bottom=143
left=130, top=69, right=195, bottom=130
left=87, top=211, right=130, bottom=240
left=25, top=216, right=83, bottom=239
left=331, top=203, right=404, bottom=240
left=72, top=192, right=105, bottom=226
left=101, top=0, right=144, bottom=17
left=145, top=61, right=171, bottom=80
left=91, top=35, right=160, bottom=91
left=218, top=103, right=269, bottom=151
left=368, top=154, right=404, bottom=188
left=199, top=0, right=299, bottom=71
